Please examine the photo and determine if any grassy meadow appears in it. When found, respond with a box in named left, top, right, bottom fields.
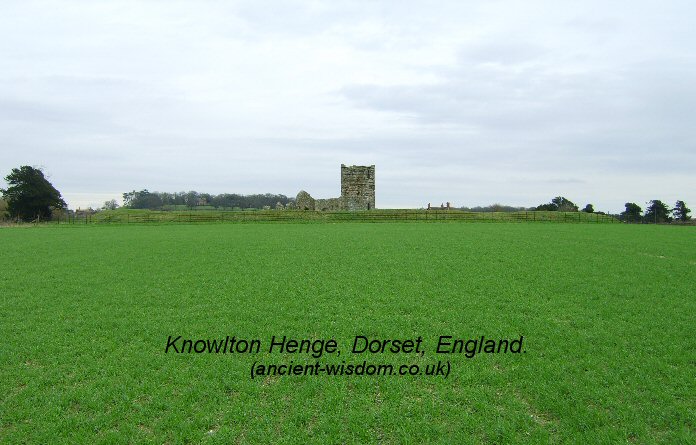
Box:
left=1, top=222, right=694, bottom=444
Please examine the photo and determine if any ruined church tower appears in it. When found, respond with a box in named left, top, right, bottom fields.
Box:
left=340, top=164, right=375, bottom=210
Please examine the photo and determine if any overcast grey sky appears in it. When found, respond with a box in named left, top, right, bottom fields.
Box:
left=1, top=0, right=694, bottom=212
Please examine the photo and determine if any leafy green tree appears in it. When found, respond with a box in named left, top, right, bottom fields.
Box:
left=122, top=190, right=137, bottom=207
left=644, top=200, right=671, bottom=223
left=582, top=204, right=594, bottom=213
left=535, top=203, right=557, bottom=211
left=184, top=191, right=200, bottom=209
left=671, top=200, right=691, bottom=222
left=102, top=199, right=120, bottom=210
left=1, top=166, right=66, bottom=221
left=199, top=193, right=213, bottom=206
left=536, top=196, right=578, bottom=212
left=122, top=190, right=163, bottom=209
left=552, top=196, right=579, bottom=212
left=620, top=203, right=642, bottom=223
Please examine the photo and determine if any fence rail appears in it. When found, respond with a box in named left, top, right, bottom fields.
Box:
left=49, top=210, right=620, bottom=225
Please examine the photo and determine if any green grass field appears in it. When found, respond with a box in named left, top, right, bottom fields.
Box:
left=1, top=223, right=694, bottom=444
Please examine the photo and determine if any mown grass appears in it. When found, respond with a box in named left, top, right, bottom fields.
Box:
left=1, top=223, right=694, bottom=444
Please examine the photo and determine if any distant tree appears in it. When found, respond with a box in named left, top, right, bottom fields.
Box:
left=644, top=200, right=671, bottom=223
left=122, top=189, right=293, bottom=210
left=535, top=203, right=558, bottom=211
left=620, top=203, right=642, bottom=223
left=582, top=204, right=594, bottom=213
left=672, top=200, right=691, bottom=222
left=460, top=204, right=527, bottom=212
left=159, top=192, right=174, bottom=206
left=1, top=166, right=66, bottom=221
left=122, top=190, right=137, bottom=207
left=0, top=198, right=8, bottom=219
left=551, top=196, right=578, bottom=212
left=172, top=191, right=186, bottom=206
left=102, top=199, right=120, bottom=210
left=184, top=191, right=200, bottom=209
left=535, top=196, right=577, bottom=212
left=211, top=193, right=235, bottom=209
left=199, top=193, right=213, bottom=206
left=122, top=189, right=163, bottom=209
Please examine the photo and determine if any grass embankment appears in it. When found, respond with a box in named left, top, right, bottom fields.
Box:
left=1, top=223, right=693, bottom=443
left=82, top=208, right=618, bottom=224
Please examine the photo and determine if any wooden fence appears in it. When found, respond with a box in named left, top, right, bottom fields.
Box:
left=53, top=210, right=619, bottom=225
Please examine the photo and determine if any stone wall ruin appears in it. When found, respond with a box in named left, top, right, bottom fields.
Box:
left=295, top=190, right=315, bottom=210
left=294, top=164, right=375, bottom=211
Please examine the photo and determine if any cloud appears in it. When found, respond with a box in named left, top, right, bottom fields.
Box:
left=0, top=1, right=694, bottom=211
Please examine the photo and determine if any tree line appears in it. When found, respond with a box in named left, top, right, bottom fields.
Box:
left=461, top=197, right=591, bottom=213
left=532, top=196, right=691, bottom=223
left=120, top=189, right=293, bottom=210
left=461, top=196, right=691, bottom=224
left=618, top=200, right=690, bottom=223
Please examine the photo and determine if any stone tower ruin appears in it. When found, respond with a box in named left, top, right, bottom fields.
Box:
left=294, top=164, right=375, bottom=211
left=340, top=164, right=375, bottom=211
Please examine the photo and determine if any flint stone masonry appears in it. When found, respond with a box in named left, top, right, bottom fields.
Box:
left=341, top=164, right=375, bottom=211
left=315, top=197, right=342, bottom=211
left=294, top=165, right=376, bottom=211
left=295, top=190, right=315, bottom=210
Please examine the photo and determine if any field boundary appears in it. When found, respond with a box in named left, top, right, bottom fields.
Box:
left=52, top=209, right=619, bottom=225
